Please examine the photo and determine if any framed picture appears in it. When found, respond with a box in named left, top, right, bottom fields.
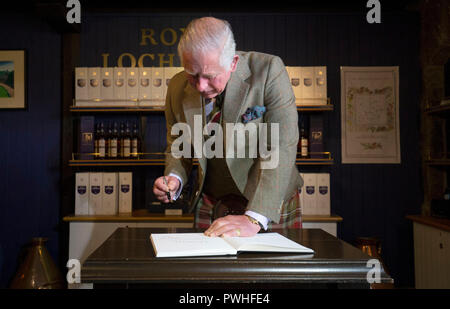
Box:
left=340, top=66, right=401, bottom=164
left=0, top=50, right=26, bottom=109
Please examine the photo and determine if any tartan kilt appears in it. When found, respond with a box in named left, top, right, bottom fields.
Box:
left=194, top=189, right=302, bottom=230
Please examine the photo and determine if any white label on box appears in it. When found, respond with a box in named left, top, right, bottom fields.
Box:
left=314, top=66, right=327, bottom=99
left=300, top=67, right=315, bottom=99
left=113, top=67, right=127, bottom=104
left=126, top=67, right=139, bottom=101
left=102, top=172, right=118, bottom=215
left=286, top=66, right=302, bottom=101
left=75, top=172, right=89, bottom=215
left=302, top=173, right=317, bottom=215
left=88, top=173, right=103, bottom=215
left=101, top=67, right=114, bottom=101
left=75, top=67, right=88, bottom=103
left=88, top=67, right=101, bottom=101
left=118, top=172, right=132, bottom=214
left=138, top=67, right=152, bottom=104
left=316, top=173, right=330, bottom=215
left=151, top=67, right=164, bottom=104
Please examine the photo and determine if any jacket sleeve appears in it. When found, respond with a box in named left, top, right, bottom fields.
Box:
left=244, top=56, right=300, bottom=223
left=163, top=80, right=193, bottom=186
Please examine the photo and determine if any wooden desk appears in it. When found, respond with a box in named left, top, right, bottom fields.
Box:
left=81, top=228, right=392, bottom=289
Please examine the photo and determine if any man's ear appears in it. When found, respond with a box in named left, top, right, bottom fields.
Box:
left=230, top=55, right=239, bottom=72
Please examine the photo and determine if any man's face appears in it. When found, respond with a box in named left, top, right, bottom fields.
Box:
left=182, top=50, right=238, bottom=99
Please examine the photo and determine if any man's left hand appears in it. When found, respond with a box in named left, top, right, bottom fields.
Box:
left=204, top=215, right=260, bottom=237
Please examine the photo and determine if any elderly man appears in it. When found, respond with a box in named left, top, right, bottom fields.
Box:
left=153, top=17, right=302, bottom=237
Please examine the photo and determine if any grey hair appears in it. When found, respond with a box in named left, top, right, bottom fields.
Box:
left=178, top=17, right=236, bottom=69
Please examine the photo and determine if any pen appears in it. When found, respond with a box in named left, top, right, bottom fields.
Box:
left=162, top=176, right=172, bottom=202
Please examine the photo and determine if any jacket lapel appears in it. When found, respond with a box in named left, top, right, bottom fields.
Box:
left=223, top=55, right=251, bottom=124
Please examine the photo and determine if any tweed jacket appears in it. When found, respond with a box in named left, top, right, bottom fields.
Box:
left=163, top=51, right=302, bottom=223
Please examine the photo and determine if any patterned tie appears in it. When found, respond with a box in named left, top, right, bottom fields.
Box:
left=206, top=91, right=225, bottom=129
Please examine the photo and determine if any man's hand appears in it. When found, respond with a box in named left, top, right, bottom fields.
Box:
left=204, top=215, right=260, bottom=237
left=153, top=176, right=180, bottom=203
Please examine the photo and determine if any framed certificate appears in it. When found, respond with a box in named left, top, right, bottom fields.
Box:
left=341, top=66, right=401, bottom=164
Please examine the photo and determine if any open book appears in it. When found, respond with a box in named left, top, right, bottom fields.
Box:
left=150, top=232, right=314, bottom=258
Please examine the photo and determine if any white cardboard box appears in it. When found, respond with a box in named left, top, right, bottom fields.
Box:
left=126, top=67, right=139, bottom=102
left=314, top=66, right=327, bottom=100
left=88, top=67, right=101, bottom=101
left=88, top=173, right=103, bottom=215
left=118, top=172, right=132, bottom=214
left=138, top=67, right=152, bottom=105
left=75, top=67, right=88, bottom=103
left=285, top=66, right=302, bottom=102
left=100, top=67, right=114, bottom=102
left=75, top=172, right=90, bottom=215
left=316, top=173, right=330, bottom=215
left=302, top=173, right=317, bottom=215
left=113, top=67, right=127, bottom=105
left=150, top=67, right=165, bottom=104
left=102, top=172, right=118, bottom=215
left=164, top=67, right=184, bottom=97
left=300, top=67, right=315, bottom=99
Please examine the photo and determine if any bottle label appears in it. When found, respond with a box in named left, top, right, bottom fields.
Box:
left=123, top=138, right=131, bottom=157
left=98, top=139, right=105, bottom=158
left=131, top=139, right=138, bottom=157
left=110, top=139, right=117, bottom=157
left=301, top=138, right=308, bottom=157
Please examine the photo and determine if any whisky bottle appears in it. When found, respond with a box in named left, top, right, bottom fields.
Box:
left=106, top=122, right=112, bottom=158
left=131, top=122, right=140, bottom=159
left=110, top=122, right=118, bottom=159
left=300, top=124, right=308, bottom=158
left=123, top=122, right=131, bottom=159
left=94, top=123, right=99, bottom=159
left=98, top=122, right=106, bottom=159
left=119, top=122, right=125, bottom=158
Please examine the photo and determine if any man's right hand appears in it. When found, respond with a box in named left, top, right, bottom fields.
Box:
left=153, top=176, right=181, bottom=203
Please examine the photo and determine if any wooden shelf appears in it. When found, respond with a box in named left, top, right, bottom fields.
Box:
left=63, top=211, right=341, bottom=224
left=69, top=156, right=199, bottom=167
left=406, top=215, right=450, bottom=233
left=63, top=209, right=195, bottom=223
left=70, top=105, right=165, bottom=113
left=70, top=103, right=333, bottom=113
left=296, top=104, right=333, bottom=112
left=425, top=159, right=450, bottom=167
left=425, top=103, right=450, bottom=117
left=69, top=155, right=331, bottom=166
left=296, top=158, right=333, bottom=165
left=69, top=158, right=166, bottom=166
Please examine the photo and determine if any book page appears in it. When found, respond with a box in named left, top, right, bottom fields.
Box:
left=224, top=233, right=314, bottom=253
left=150, top=233, right=237, bottom=257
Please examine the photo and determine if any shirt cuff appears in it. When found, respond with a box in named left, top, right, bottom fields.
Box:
left=245, top=210, right=269, bottom=231
left=167, top=173, right=183, bottom=201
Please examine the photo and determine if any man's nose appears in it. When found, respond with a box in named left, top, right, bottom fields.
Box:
left=196, top=77, right=209, bottom=92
